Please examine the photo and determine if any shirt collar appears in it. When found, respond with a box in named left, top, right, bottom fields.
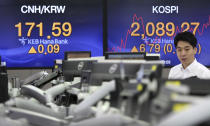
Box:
left=180, top=58, right=197, bottom=72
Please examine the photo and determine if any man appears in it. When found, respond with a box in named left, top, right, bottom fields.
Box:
left=168, top=31, right=210, bottom=79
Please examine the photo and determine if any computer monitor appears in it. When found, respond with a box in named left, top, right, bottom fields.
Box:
left=0, top=73, right=9, bottom=103
left=64, top=51, right=91, bottom=60
left=88, top=60, right=163, bottom=86
left=62, top=59, right=97, bottom=81
left=105, top=52, right=145, bottom=60
left=160, top=79, right=210, bottom=96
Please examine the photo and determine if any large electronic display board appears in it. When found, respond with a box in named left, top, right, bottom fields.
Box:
left=107, top=0, right=210, bottom=66
left=0, top=0, right=103, bottom=68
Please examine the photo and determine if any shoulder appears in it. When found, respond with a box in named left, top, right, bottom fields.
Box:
left=195, top=62, right=210, bottom=79
left=196, top=62, right=210, bottom=72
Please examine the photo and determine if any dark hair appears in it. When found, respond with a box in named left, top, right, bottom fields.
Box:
left=174, top=31, right=197, bottom=48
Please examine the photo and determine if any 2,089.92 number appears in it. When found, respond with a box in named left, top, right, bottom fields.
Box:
left=131, top=22, right=200, bottom=37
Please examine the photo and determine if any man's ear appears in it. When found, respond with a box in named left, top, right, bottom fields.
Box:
left=194, top=47, right=197, bottom=54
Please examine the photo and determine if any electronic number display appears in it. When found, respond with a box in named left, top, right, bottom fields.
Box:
left=0, top=0, right=103, bottom=67
left=107, top=0, right=210, bottom=66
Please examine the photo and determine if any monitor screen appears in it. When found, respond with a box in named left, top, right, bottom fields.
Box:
left=107, top=0, right=210, bottom=67
left=89, top=61, right=163, bottom=85
left=0, top=0, right=103, bottom=68
left=62, top=60, right=97, bottom=81
left=161, top=79, right=210, bottom=95
left=105, top=52, right=145, bottom=60
left=64, top=51, right=91, bottom=60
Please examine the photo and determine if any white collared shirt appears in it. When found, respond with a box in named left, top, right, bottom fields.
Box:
left=168, top=59, right=210, bottom=79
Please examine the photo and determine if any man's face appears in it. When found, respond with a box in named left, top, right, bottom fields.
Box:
left=176, top=41, right=197, bottom=68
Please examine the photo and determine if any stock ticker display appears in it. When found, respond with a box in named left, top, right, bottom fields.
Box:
left=0, top=0, right=103, bottom=67
left=107, top=0, right=210, bottom=66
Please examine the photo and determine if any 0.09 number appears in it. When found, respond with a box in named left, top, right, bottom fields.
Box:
left=37, top=44, right=60, bottom=54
